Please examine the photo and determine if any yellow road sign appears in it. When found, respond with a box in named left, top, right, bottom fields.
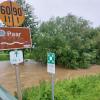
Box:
left=0, top=1, right=25, bottom=27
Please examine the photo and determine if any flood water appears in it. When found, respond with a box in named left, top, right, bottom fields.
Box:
left=0, top=60, right=100, bottom=95
left=0, top=60, right=50, bottom=94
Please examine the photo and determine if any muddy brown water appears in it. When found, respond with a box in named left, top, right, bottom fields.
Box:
left=0, top=60, right=100, bottom=95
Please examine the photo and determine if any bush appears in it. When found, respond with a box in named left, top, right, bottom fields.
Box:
left=22, top=74, right=100, bottom=100
left=0, top=53, right=9, bottom=61
left=31, top=15, right=100, bottom=69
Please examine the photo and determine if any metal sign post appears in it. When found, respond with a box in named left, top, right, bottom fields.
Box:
left=47, top=53, right=55, bottom=100
left=15, top=64, right=22, bottom=100
left=10, top=50, right=23, bottom=100
left=51, top=74, right=55, bottom=100
left=0, top=1, right=30, bottom=100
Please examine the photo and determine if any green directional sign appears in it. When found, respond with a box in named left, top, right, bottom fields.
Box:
left=47, top=53, right=55, bottom=99
left=47, top=52, right=55, bottom=74
left=47, top=53, right=55, bottom=64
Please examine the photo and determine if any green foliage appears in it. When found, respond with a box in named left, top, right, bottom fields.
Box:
left=95, top=28, right=100, bottom=64
left=0, top=54, right=9, bottom=61
left=0, top=11, right=99, bottom=68
left=22, top=81, right=51, bottom=100
left=22, top=74, right=100, bottom=100
left=0, top=50, right=32, bottom=61
left=16, top=0, right=38, bottom=36
left=16, top=0, right=38, bottom=56
left=32, top=14, right=99, bottom=68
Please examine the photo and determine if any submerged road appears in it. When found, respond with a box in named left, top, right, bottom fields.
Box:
left=0, top=61, right=100, bottom=95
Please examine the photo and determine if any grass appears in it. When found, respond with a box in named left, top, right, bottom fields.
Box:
left=0, top=52, right=31, bottom=61
left=22, top=74, right=100, bottom=100
left=0, top=53, right=9, bottom=61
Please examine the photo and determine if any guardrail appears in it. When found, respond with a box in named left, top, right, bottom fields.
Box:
left=0, top=85, right=17, bottom=100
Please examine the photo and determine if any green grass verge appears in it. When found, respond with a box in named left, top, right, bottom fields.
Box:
left=22, top=74, right=100, bottom=100
left=24, top=53, right=32, bottom=59
left=0, top=54, right=9, bottom=61
left=0, top=53, right=31, bottom=61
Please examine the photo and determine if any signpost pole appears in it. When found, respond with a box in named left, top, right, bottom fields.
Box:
left=47, top=53, right=55, bottom=100
left=51, top=74, right=54, bottom=100
left=0, top=1, right=30, bottom=100
left=15, top=64, right=22, bottom=100
left=10, top=50, right=23, bottom=100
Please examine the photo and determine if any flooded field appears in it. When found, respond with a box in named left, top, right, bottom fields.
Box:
left=0, top=60, right=100, bottom=95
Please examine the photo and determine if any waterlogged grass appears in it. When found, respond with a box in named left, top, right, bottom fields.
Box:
left=0, top=53, right=31, bottom=61
left=22, top=75, right=100, bottom=100
left=0, top=54, right=9, bottom=61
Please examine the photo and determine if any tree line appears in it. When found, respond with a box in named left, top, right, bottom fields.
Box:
left=9, top=0, right=100, bottom=68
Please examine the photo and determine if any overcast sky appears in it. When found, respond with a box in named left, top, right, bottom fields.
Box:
left=26, top=0, right=100, bottom=27
left=0, top=0, right=100, bottom=27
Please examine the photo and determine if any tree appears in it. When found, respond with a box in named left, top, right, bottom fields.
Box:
left=32, top=14, right=99, bottom=68
left=16, top=0, right=38, bottom=59
left=16, top=0, right=38, bottom=43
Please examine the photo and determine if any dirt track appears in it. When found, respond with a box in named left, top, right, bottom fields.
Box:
left=0, top=61, right=100, bottom=95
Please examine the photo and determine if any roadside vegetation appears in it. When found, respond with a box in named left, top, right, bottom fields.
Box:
left=0, top=14, right=100, bottom=69
left=22, top=74, right=100, bottom=100
left=0, top=1, right=100, bottom=100
left=0, top=50, right=31, bottom=61
left=0, top=0, right=100, bottom=69
left=32, top=14, right=100, bottom=69
left=0, top=51, right=9, bottom=61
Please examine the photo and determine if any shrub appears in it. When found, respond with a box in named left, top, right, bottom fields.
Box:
left=22, top=74, right=100, bottom=100
left=31, top=15, right=100, bottom=69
